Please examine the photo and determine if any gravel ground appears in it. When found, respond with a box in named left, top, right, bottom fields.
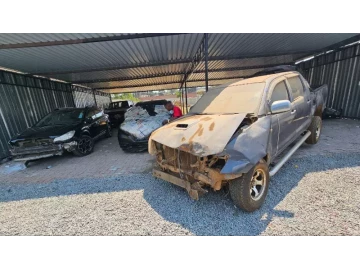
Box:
left=0, top=119, right=359, bottom=235
left=0, top=152, right=359, bottom=236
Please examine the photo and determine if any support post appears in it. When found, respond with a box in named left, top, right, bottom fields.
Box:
left=92, top=90, right=98, bottom=107
left=70, top=85, right=77, bottom=107
left=185, top=81, right=188, bottom=113
left=204, top=33, right=209, bottom=92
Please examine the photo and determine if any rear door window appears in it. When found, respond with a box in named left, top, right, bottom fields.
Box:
left=271, top=81, right=290, bottom=104
left=287, top=76, right=304, bottom=100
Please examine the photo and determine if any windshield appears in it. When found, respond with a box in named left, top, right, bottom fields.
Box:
left=189, top=82, right=265, bottom=114
left=35, top=109, right=85, bottom=127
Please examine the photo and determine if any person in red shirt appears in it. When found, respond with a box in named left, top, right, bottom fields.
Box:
left=162, top=101, right=183, bottom=125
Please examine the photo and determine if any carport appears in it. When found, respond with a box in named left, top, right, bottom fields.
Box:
left=0, top=33, right=360, bottom=159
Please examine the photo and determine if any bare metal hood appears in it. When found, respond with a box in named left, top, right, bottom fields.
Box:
left=149, top=113, right=247, bottom=156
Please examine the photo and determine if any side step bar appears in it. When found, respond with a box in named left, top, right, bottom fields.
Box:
left=269, top=131, right=311, bottom=177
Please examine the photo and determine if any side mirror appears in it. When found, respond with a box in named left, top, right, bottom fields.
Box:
left=271, top=100, right=291, bottom=114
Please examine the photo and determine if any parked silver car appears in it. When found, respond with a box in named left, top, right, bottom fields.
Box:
left=149, top=69, right=328, bottom=212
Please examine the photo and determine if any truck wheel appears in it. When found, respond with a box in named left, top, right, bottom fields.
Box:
left=305, top=116, right=322, bottom=145
left=229, top=159, right=270, bottom=212
left=72, top=135, right=94, bottom=156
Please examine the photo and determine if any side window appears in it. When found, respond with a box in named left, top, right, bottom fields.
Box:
left=287, top=76, right=304, bottom=100
left=271, top=81, right=290, bottom=104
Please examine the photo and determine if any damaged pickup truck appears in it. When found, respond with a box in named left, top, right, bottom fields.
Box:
left=149, top=70, right=328, bottom=212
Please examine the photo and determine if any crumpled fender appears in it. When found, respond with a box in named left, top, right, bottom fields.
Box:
left=221, top=116, right=271, bottom=174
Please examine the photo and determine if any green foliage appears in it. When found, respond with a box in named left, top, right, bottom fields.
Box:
left=175, top=91, right=182, bottom=98
left=112, top=93, right=140, bottom=102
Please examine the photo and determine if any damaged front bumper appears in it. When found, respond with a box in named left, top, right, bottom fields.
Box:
left=9, top=141, right=78, bottom=161
left=118, top=129, right=149, bottom=152
left=152, top=144, right=242, bottom=199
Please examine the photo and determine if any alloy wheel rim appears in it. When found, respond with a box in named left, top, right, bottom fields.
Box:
left=250, top=168, right=266, bottom=201
left=78, top=138, right=93, bottom=154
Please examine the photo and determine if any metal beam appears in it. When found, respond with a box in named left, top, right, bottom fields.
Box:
left=0, top=33, right=186, bottom=50
left=34, top=51, right=304, bottom=76
left=179, top=34, right=207, bottom=91
left=295, top=35, right=360, bottom=62
left=94, top=75, right=248, bottom=90
left=73, top=62, right=293, bottom=84
left=204, top=33, right=209, bottom=92
left=30, top=34, right=360, bottom=76
left=93, top=90, right=98, bottom=107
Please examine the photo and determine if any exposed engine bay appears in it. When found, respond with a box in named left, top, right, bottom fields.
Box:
left=151, top=116, right=257, bottom=198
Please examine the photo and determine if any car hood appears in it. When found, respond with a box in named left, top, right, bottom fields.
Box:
left=149, top=113, right=247, bottom=156
left=10, top=124, right=80, bottom=143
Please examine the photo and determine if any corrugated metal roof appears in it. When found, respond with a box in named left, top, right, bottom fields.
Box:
left=0, top=33, right=359, bottom=93
left=0, top=33, right=123, bottom=45
left=208, top=33, right=356, bottom=57
left=52, top=63, right=190, bottom=82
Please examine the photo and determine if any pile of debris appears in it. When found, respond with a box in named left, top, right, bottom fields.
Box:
left=120, top=105, right=170, bottom=139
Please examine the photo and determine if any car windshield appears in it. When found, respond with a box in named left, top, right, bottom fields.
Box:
left=189, top=82, right=265, bottom=114
left=35, top=109, right=85, bottom=127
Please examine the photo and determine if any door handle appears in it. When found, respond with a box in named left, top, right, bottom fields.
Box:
left=307, top=100, right=311, bottom=103
left=291, top=109, right=296, bottom=114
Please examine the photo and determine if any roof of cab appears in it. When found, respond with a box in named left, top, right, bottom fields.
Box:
left=230, top=71, right=297, bottom=86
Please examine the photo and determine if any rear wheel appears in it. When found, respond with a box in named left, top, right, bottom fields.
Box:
left=229, top=160, right=270, bottom=212
left=305, top=116, right=322, bottom=144
left=72, top=135, right=94, bottom=156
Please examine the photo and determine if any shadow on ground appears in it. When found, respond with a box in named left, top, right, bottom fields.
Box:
left=1, top=152, right=359, bottom=235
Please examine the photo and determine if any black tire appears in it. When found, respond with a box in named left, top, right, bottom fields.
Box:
left=229, top=160, right=270, bottom=212
left=305, top=116, right=322, bottom=145
left=72, top=135, right=94, bottom=157
left=105, top=124, right=112, bottom=138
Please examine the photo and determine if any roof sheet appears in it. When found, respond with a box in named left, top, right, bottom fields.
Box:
left=0, top=33, right=359, bottom=93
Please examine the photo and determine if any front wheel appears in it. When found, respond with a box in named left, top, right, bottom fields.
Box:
left=229, top=160, right=270, bottom=212
left=72, top=135, right=94, bottom=157
left=305, top=116, right=322, bottom=144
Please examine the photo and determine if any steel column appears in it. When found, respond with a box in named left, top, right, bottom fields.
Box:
left=204, top=33, right=209, bottom=92
left=92, top=90, right=97, bottom=107
left=185, top=81, right=188, bottom=113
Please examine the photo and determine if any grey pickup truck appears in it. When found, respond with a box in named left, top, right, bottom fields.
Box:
left=149, top=68, right=328, bottom=212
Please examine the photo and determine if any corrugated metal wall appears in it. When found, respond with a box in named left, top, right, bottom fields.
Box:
left=72, top=87, right=96, bottom=108
left=298, top=44, right=360, bottom=119
left=95, top=93, right=111, bottom=109
left=0, top=70, right=74, bottom=159
left=0, top=70, right=111, bottom=160
left=72, top=86, right=111, bottom=109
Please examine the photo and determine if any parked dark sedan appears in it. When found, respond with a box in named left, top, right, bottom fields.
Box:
left=8, top=106, right=112, bottom=161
